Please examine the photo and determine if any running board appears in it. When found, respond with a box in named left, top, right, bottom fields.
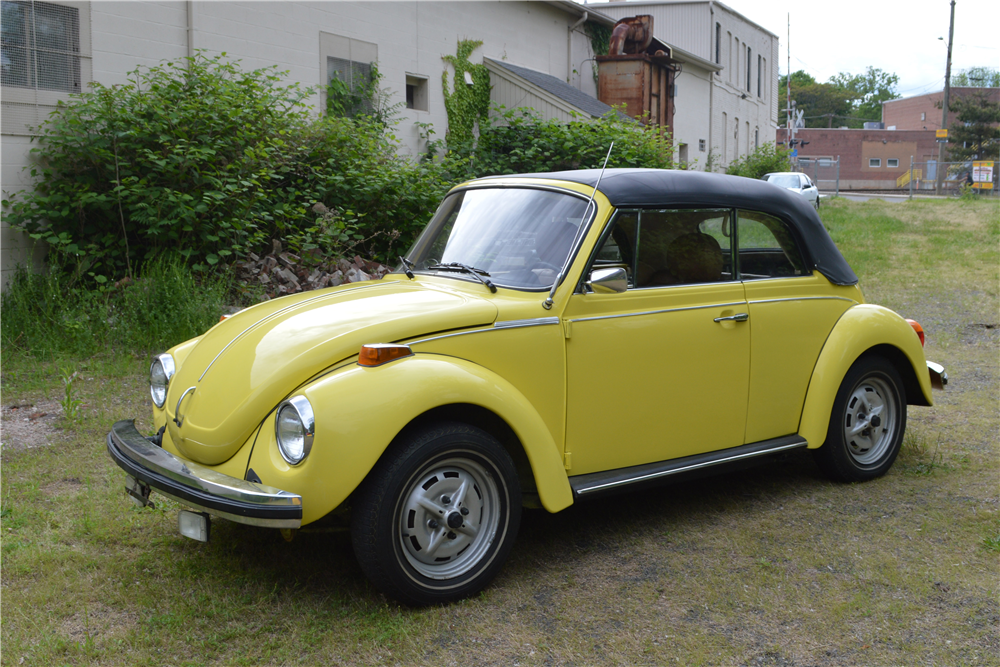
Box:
left=569, top=435, right=808, bottom=499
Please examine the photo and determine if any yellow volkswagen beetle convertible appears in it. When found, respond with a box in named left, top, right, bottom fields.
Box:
left=107, top=169, right=947, bottom=605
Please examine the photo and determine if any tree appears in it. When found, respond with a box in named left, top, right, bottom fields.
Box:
left=946, top=90, right=1000, bottom=161
left=829, top=67, right=900, bottom=127
left=951, top=67, right=1000, bottom=88
left=778, top=70, right=872, bottom=129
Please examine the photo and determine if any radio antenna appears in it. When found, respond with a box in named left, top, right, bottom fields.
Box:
left=543, top=142, right=614, bottom=310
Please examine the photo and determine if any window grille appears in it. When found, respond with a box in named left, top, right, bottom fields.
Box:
left=327, top=56, right=374, bottom=115
left=2, top=0, right=89, bottom=136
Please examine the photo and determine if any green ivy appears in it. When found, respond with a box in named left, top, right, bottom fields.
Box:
left=584, top=21, right=611, bottom=57
left=584, top=21, right=612, bottom=86
left=441, top=40, right=491, bottom=152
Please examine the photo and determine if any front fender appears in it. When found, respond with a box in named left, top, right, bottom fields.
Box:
left=798, top=304, right=932, bottom=449
left=249, top=354, right=573, bottom=525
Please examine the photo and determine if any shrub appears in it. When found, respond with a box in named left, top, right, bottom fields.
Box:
left=725, top=143, right=792, bottom=179
left=2, top=54, right=318, bottom=279
left=469, top=107, right=675, bottom=177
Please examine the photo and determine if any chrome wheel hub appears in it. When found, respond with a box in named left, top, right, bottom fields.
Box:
left=842, top=376, right=897, bottom=466
left=398, top=456, right=500, bottom=580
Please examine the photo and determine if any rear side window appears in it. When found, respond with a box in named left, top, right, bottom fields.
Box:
left=737, top=210, right=807, bottom=280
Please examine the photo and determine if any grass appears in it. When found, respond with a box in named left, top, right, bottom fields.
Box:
left=2, top=197, right=999, bottom=666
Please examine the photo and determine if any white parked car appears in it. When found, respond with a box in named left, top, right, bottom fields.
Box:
left=763, top=172, right=820, bottom=210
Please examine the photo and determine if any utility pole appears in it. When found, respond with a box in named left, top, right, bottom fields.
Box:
left=786, top=13, right=791, bottom=145
left=935, top=0, right=956, bottom=196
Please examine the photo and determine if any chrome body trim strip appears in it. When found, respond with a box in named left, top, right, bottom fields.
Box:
left=408, top=327, right=494, bottom=347
left=568, top=301, right=746, bottom=324
left=107, top=420, right=302, bottom=529
left=493, top=317, right=560, bottom=329
left=198, top=282, right=398, bottom=382
left=571, top=436, right=808, bottom=497
left=747, top=296, right=858, bottom=305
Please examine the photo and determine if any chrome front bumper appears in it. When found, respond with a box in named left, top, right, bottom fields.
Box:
left=927, top=361, right=948, bottom=391
left=106, top=420, right=302, bottom=529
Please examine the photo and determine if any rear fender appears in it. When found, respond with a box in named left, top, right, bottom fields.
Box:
left=799, top=304, right=931, bottom=449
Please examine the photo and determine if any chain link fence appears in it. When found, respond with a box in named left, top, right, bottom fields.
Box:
left=792, top=158, right=998, bottom=198
left=898, top=160, right=998, bottom=198
left=796, top=157, right=840, bottom=196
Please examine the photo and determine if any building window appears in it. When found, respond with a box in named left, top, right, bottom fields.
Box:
left=762, top=58, right=766, bottom=100
left=1, top=0, right=80, bottom=92
left=678, top=143, right=688, bottom=166
left=715, top=23, right=721, bottom=64
left=319, top=32, right=377, bottom=116
left=405, top=73, right=428, bottom=111
left=746, top=46, right=751, bottom=93
left=757, top=55, right=762, bottom=97
left=887, top=158, right=899, bottom=168
left=728, top=34, right=733, bottom=84
left=2, top=0, right=91, bottom=136
left=755, top=128, right=759, bottom=148
left=699, top=138, right=706, bottom=152
left=920, top=112, right=926, bottom=121
left=869, top=158, right=881, bottom=168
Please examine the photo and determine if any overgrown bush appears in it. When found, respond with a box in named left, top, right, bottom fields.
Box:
left=0, top=256, right=232, bottom=359
left=468, top=106, right=674, bottom=177
left=725, top=143, right=792, bottom=179
left=3, top=54, right=317, bottom=279
left=2, top=54, right=457, bottom=281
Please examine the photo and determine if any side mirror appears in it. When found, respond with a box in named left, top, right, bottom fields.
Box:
left=587, top=267, right=628, bottom=294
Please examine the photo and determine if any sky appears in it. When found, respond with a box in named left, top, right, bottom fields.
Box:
left=585, top=0, right=999, bottom=99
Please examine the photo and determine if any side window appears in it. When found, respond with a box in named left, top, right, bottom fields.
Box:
left=737, top=210, right=807, bottom=280
left=589, top=209, right=733, bottom=289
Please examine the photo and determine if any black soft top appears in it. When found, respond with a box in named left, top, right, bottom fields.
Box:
left=478, top=168, right=858, bottom=286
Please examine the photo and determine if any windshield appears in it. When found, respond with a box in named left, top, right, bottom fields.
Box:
left=767, top=174, right=800, bottom=189
left=403, top=187, right=592, bottom=290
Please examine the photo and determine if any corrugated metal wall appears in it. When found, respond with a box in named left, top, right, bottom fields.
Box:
left=489, top=71, right=581, bottom=124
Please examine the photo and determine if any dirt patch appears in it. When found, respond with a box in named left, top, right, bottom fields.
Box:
left=59, top=602, right=139, bottom=645
left=0, top=401, right=65, bottom=452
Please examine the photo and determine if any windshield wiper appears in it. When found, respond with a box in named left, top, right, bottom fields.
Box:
left=427, top=262, right=497, bottom=293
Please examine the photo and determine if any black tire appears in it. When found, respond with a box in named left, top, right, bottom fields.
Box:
left=351, top=422, right=521, bottom=606
left=813, top=355, right=906, bottom=482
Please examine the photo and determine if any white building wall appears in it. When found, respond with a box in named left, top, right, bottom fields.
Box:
left=2, top=0, right=602, bottom=285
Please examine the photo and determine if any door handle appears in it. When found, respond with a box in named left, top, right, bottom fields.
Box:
left=714, top=312, right=749, bottom=323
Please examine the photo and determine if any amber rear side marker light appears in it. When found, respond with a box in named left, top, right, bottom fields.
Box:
left=359, top=344, right=413, bottom=367
left=905, top=319, right=925, bottom=347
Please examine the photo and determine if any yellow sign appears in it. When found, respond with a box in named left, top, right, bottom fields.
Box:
left=972, top=161, right=994, bottom=189
left=936, top=129, right=949, bottom=139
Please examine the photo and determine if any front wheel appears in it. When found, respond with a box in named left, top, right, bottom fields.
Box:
left=351, top=423, right=521, bottom=606
left=813, top=355, right=906, bottom=482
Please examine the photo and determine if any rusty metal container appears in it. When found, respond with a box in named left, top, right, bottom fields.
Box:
left=596, top=16, right=675, bottom=133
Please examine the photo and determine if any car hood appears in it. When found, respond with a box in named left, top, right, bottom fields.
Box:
left=166, top=279, right=497, bottom=464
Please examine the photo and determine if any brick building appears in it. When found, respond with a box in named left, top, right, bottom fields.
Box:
left=883, top=88, right=1000, bottom=131
left=777, top=128, right=939, bottom=189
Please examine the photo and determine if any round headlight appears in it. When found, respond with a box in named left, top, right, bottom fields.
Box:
left=275, top=396, right=315, bottom=465
left=149, top=354, right=175, bottom=408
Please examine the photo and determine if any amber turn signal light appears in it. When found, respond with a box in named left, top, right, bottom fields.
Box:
left=358, top=344, right=413, bottom=367
left=905, top=319, right=925, bottom=347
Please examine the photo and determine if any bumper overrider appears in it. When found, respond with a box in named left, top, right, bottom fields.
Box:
left=927, top=361, right=948, bottom=391
left=106, top=420, right=302, bottom=529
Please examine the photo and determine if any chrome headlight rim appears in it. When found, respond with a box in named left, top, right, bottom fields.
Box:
left=274, top=395, right=315, bottom=466
left=150, top=353, right=176, bottom=408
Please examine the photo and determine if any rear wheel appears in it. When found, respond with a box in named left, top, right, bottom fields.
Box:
left=813, top=355, right=906, bottom=482
left=351, top=422, right=521, bottom=606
